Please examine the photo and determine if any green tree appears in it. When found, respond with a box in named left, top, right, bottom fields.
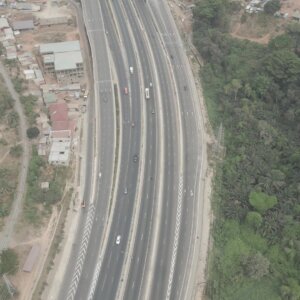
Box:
left=249, top=191, right=277, bottom=213
left=0, top=249, right=19, bottom=275
left=242, top=252, right=270, bottom=279
left=246, top=211, right=263, bottom=229
left=9, top=145, right=23, bottom=157
left=264, top=0, right=281, bottom=15
left=26, top=127, right=40, bottom=139
left=7, top=111, right=19, bottom=128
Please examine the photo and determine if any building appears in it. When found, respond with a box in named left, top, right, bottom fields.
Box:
left=0, top=17, right=9, bottom=30
left=49, top=130, right=72, bottom=143
left=39, top=16, right=69, bottom=27
left=48, top=102, right=68, bottom=122
left=48, top=140, right=71, bottom=166
left=12, top=19, right=34, bottom=31
left=39, top=40, right=84, bottom=84
left=5, top=45, right=17, bottom=60
left=293, top=11, right=300, bottom=22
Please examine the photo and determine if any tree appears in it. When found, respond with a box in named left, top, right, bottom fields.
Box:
left=264, top=0, right=281, bottom=15
left=249, top=191, right=277, bottom=213
left=242, top=252, right=270, bottom=279
left=7, top=111, right=19, bottom=128
left=26, top=127, right=40, bottom=139
left=10, top=145, right=23, bottom=157
left=246, top=211, right=263, bottom=229
left=0, top=249, right=19, bottom=275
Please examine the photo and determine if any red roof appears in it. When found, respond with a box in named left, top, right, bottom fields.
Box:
left=49, top=103, right=68, bottom=122
left=52, top=120, right=76, bottom=132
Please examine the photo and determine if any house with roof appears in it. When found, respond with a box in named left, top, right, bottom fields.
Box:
left=48, top=102, right=76, bottom=134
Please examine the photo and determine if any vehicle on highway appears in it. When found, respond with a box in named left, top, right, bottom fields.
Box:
left=129, top=66, right=134, bottom=74
left=152, top=110, right=155, bottom=114
left=116, top=235, right=121, bottom=245
left=81, top=200, right=86, bottom=208
left=149, top=82, right=153, bottom=87
left=133, top=154, right=139, bottom=163
left=124, top=87, right=128, bottom=95
left=145, top=88, right=150, bottom=99
left=131, top=122, right=135, bottom=127
left=124, top=187, right=128, bottom=194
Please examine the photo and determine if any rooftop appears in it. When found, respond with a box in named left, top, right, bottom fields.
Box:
left=0, top=17, right=9, bottom=29
left=54, top=51, right=83, bottom=71
left=39, top=40, right=80, bottom=55
left=48, top=102, right=68, bottom=122
left=48, top=141, right=71, bottom=165
left=12, top=19, right=34, bottom=31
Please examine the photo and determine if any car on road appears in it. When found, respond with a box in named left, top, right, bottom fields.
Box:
left=129, top=66, right=134, bottom=74
left=116, top=235, right=121, bottom=245
left=149, top=82, right=153, bottom=87
left=124, top=87, right=128, bottom=95
left=145, top=88, right=150, bottom=99
left=131, top=122, right=135, bottom=127
left=124, top=187, right=128, bottom=194
left=133, top=154, right=139, bottom=163
left=81, top=200, right=86, bottom=208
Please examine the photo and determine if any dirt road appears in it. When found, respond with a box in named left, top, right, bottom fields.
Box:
left=0, top=62, right=30, bottom=251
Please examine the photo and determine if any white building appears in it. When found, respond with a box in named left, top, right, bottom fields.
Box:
left=48, top=140, right=71, bottom=166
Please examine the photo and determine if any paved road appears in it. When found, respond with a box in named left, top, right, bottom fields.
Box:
left=0, top=62, right=30, bottom=252
left=91, top=1, right=159, bottom=299
left=60, top=0, right=206, bottom=299
left=57, top=1, right=117, bottom=299
left=143, top=2, right=205, bottom=299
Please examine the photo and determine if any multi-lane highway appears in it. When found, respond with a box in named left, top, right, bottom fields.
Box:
left=57, top=0, right=206, bottom=300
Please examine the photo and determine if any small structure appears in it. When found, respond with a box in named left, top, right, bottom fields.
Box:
left=5, top=45, right=17, bottom=60
left=48, top=140, right=71, bottom=166
left=0, top=17, right=9, bottom=30
left=39, top=16, right=69, bottom=27
left=43, top=92, right=56, bottom=105
left=23, top=69, right=35, bottom=80
left=41, top=182, right=49, bottom=190
left=12, top=20, right=34, bottom=31
left=292, top=10, right=300, bottom=22
left=48, top=102, right=68, bottom=122
left=16, top=2, right=40, bottom=11
left=23, top=245, right=40, bottom=273
left=3, top=28, right=15, bottom=41
left=50, top=130, right=72, bottom=142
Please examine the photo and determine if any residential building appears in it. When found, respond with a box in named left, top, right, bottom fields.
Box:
left=48, top=140, right=71, bottom=166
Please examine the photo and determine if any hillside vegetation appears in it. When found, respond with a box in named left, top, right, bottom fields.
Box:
left=193, top=0, right=300, bottom=299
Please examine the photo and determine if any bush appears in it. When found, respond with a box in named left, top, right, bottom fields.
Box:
left=246, top=211, right=263, bottom=229
left=9, top=145, right=23, bottom=157
left=0, top=249, right=19, bottom=275
left=264, top=0, right=281, bottom=15
left=27, top=127, right=40, bottom=139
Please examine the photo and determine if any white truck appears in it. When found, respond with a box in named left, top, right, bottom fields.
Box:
left=129, top=66, right=134, bottom=74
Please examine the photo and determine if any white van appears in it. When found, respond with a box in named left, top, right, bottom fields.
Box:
left=145, top=88, right=150, bottom=99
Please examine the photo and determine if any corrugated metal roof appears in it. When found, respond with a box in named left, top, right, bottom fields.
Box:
left=54, top=51, right=83, bottom=71
left=0, top=17, right=9, bottom=29
left=23, top=245, right=40, bottom=272
left=39, top=40, right=80, bottom=54
left=12, top=19, right=34, bottom=30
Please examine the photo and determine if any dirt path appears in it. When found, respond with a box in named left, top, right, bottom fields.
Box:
left=0, top=62, right=30, bottom=251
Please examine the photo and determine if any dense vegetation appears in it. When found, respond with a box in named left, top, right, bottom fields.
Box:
left=0, top=248, right=19, bottom=275
left=25, top=146, right=67, bottom=224
left=193, top=0, right=300, bottom=299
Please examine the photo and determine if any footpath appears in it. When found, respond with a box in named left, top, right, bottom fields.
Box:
left=0, top=62, right=30, bottom=251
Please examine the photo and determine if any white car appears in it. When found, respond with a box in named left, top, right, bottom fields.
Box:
left=116, top=235, right=121, bottom=245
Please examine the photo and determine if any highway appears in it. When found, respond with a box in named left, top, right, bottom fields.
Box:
left=92, top=0, right=160, bottom=299
left=58, top=0, right=206, bottom=300
left=57, top=1, right=117, bottom=299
